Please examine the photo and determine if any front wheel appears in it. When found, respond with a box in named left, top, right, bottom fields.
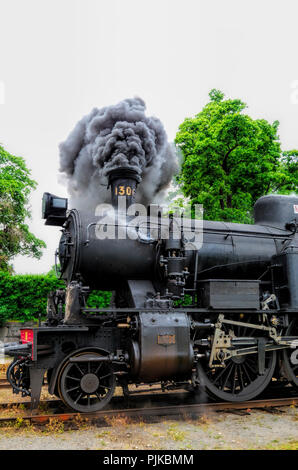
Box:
left=58, top=352, right=116, bottom=412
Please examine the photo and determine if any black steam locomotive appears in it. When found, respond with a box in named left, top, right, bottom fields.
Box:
left=4, top=168, right=298, bottom=412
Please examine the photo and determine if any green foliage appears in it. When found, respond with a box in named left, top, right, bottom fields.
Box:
left=0, top=269, right=111, bottom=324
left=46, top=265, right=112, bottom=309
left=165, top=178, right=192, bottom=217
left=0, top=271, right=64, bottom=325
left=175, top=89, right=298, bottom=223
left=85, top=290, right=112, bottom=308
left=47, top=264, right=60, bottom=277
left=0, top=145, right=46, bottom=272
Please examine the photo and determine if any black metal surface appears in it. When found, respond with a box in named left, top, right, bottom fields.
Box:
left=42, top=192, right=68, bottom=226
left=130, top=312, right=193, bottom=381
left=197, top=279, right=260, bottom=309
left=6, top=358, right=31, bottom=397
left=30, top=367, right=46, bottom=409
left=59, top=210, right=157, bottom=289
left=4, top=342, right=32, bottom=357
left=58, top=207, right=296, bottom=290
left=107, top=167, right=141, bottom=210
left=273, top=246, right=298, bottom=309
left=254, top=194, right=298, bottom=230
left=58, top=351, right=116, bottom=412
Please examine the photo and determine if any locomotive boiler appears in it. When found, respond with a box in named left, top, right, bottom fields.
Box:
left=4, top=167, right=298, bottom=412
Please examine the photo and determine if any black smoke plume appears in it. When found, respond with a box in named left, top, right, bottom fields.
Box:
left=59, top=97, right=178, bottom=210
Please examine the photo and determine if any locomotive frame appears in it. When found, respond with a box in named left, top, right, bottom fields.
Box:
left=4, top=169, right=298, bottom=412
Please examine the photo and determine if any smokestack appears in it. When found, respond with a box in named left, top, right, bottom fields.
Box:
left=107, top=167, right=141, bottom=210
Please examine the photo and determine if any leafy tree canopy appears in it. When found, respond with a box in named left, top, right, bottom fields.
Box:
left=0, top=145, right=46, bottom=271
left=175, top=89, right=298, bottom=223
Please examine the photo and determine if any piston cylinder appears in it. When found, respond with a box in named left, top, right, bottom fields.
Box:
left=130, top=312, right=193, bottom=381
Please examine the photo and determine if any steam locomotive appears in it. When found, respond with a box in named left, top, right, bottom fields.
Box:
left=4, top=167, right=298, bottom=412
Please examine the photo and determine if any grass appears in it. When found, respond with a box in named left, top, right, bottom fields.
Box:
left=44, top=418, right=64, bottom=434
left=167, top=424, right=186, bottom=442
left=264, top=440, right=298, bottom=450
left=96, top=430, right=110, bottom=438
left=179, top=443, right=193, bottom=450
left=105, top=415, right=132, bottom=427
left=14, top=417, right=24, bottom=429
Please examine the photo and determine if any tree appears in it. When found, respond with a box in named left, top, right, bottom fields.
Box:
left=0, top=145, right=46, bottom=271
left=175, top=89, right=298, bottom=223
left=47, top=264, right=60, bottom=277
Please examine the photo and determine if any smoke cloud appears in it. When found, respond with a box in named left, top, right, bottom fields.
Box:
left=59, top=97, right=178, bottom=210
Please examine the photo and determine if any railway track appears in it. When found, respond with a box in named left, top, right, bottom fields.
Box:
left=0, top=379, right=11, bottom=390
left=0, top=377, right=49, bottom=390
left=1, top=363, right=297, bottom=426
left=0, top=380, right=49, bottom=390
left=0, top=394, right=297, bottom=426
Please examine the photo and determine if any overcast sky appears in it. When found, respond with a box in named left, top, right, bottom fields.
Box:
left=0, top=0, right=298, bottom=274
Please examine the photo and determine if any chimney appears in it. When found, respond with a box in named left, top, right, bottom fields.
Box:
left=107, top=167, right=141, bottom=210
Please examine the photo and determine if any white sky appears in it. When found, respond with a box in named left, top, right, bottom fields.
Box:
left=0, top=0, right=298, bottom=274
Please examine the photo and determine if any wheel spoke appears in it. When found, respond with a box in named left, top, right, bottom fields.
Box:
left=66, top=375, right=81, bottom=382
left=245, top=359, right=258, bottom=375
left=238, top=365, right=244, bottom=391
left=242, top=363, right=252, bottom=384
left=243, top=316, right=250, bottom=337
left=95, top=363, right=103, bottom=375
left=213, top=363, right=231, bottom=386
left=231, top=365, right=237, bottom=394
left=247, top=327, right=256, bottom=337
left=74, top=392, right=83, bottom=404
left=222, top=363, right=234, bottom=390
left=74, top=364, right=84, bottom=376
left=66, top=385, right=80, bottom=393
left=98, top=373, right=112, bottom=381
left=98, top=384, right=111, bottom=391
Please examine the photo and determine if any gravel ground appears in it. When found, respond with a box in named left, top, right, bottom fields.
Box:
left=1, top=365, right=297, bottom=450
left=0, top=406, right=297, bottom=450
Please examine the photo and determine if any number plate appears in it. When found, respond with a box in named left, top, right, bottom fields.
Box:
left=157, top=334, right=176, bottom=345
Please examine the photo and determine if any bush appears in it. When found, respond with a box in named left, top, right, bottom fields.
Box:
left=0, top=272, right=112, bottom=325
left=86, top=290, right=112, bottom=308
left=0, top=272, right=65, bottom=325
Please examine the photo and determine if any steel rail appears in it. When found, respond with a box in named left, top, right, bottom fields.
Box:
left=0, top=384, right=11, bottom=390
left=0, top=396, right=297, bottom=425
left=0, top=380, right=49, bottom=390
